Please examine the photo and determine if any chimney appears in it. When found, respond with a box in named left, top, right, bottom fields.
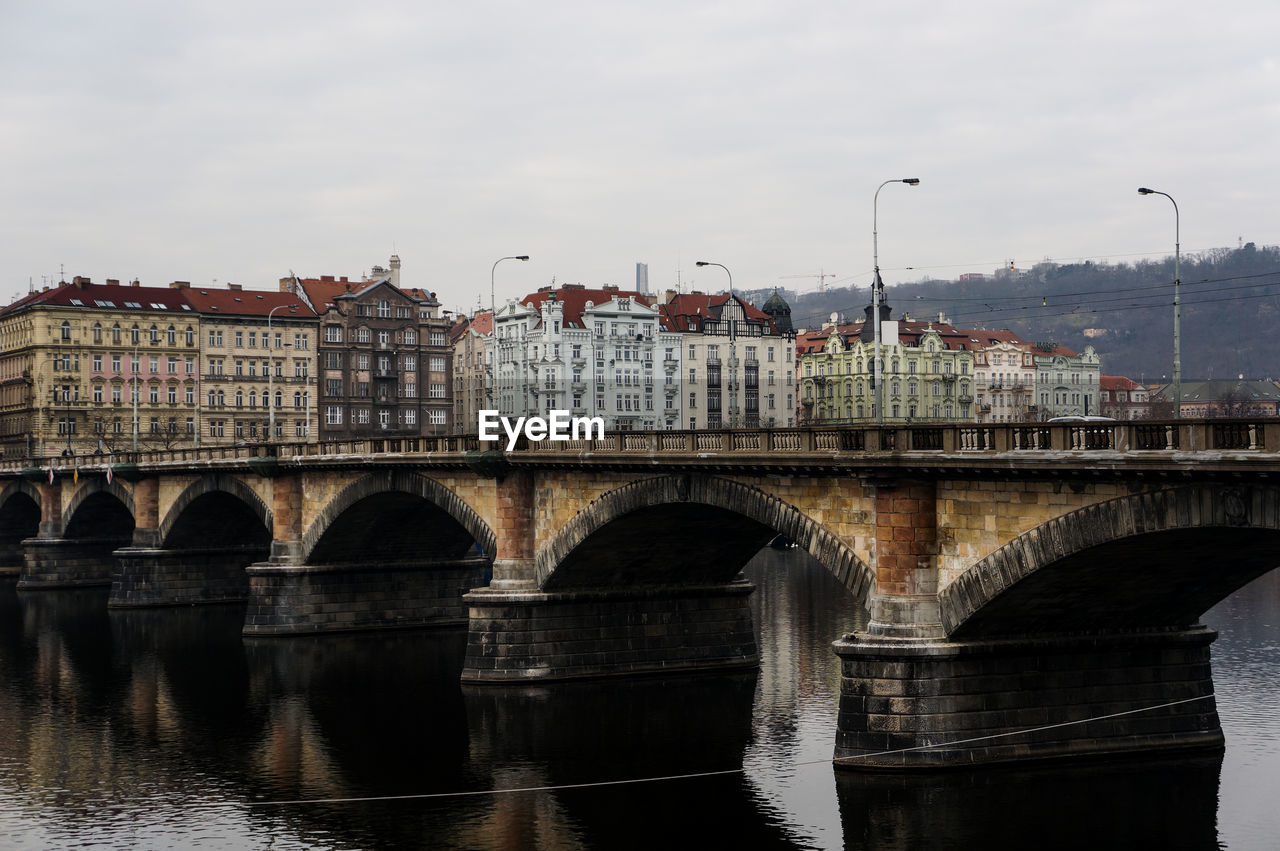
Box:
left=169, top=281, right=190, bottom=289
left=131, top=280, right=140, bottom=287
left=227, top=283, right=242, bottom=291
left=663, top=289, right=677, bottom=304
left=389, top=254, right=401, bottom=288
left=105, top=279, right=119, bottom=286
left=72, top=276, right=90, bottom=289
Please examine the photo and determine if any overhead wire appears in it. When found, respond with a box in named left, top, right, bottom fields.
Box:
left=242, top=693, right=1217, bottom=808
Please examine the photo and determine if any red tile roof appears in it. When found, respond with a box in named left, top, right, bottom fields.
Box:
left=520, top=285, right=652, bottom=329
left=2, top=279, right=196, bottom=316
left=182, top=287, right=314, bottom=318
left=660, top=293, right=774, bottom=332
left=1101, top=375, right=1142, bottom=391
left=291, top=276, right=378, bottom=314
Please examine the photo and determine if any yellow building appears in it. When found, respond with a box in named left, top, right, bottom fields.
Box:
left=0, top=278, right=206, bottom=459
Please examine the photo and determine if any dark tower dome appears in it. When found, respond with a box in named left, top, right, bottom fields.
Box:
left=762, top=290, right=793, bottom=334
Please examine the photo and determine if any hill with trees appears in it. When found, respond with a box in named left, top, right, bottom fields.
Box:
left=774, top=243, right=1280, bottom=383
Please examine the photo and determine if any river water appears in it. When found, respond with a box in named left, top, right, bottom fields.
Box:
left=0, top=549, right=1276, bottom=849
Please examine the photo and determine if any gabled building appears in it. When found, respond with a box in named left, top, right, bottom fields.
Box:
left=797, top=310, right=975, bottom=425
left=1032, top=343, right=1101, bottom=420
left=967, top=330, right=1038, bottom=423
left=283, top=255, right=454, bottom=439
left=660, top=291, right=794, bottom=429
left=490, top=284, right=679, bottom=431
left=179, top=283, right=316, bottom=443
left=0, top=277, right=202, bottom=458
left=1100, top=375, right=1151, bottom=420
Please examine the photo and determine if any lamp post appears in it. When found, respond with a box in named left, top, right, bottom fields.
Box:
left=695, top=261, right=737, bottom=427
left=1138, top=187, right=1181, bottom=418
left=489, top=256, right=530, bottom=409
left=872, top=177, right=920, bottom=426
left=131, top=341, right=140, bottom=452
left=267, top=304, right=296, bottom=443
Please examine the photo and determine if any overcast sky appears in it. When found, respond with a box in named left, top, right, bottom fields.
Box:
left=3, top=1, right=1277, bottom=315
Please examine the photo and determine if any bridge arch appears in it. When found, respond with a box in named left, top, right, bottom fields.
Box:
left=64, top=477, right=135, bottom=527
left=158, top=474, right=273, bottom=549
left=0, top=481, right=43, bottom=564
left=536, top=474, right=873, bottom=600
left=0, top=480, right=43, bottom=516
left=62, top=478, right=136, bottom=540
left=941, top=484, right=1280, bottom=638
left=302, top=471, right=496, bottom=565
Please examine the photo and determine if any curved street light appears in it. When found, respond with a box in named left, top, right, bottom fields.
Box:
left=696, top=261, right=738, bottom=427
left=872, top=178, right=920, bottom=425
left=1138, top=187, right=1181, bottom=418
left=489, top=255, right=530, bottom=407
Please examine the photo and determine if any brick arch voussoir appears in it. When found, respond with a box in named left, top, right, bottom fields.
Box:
left=534, top=474, right=874, bottom=600
left=0, top=480, right=44, bottom=516
left=158, top=473, right=272, bottom=547
left=940, top=484, right=1280, bottom=634
left=300, top=470, right=495, bottom=564
left=63, top=477, right=136, bottom=529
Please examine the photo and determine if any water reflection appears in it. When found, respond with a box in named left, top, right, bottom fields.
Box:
left=836, top=754, right=1222, bottom=850
left=0, top=553, right=1277, bottom=848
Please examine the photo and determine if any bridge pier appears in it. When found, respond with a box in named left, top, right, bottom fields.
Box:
left=837, top=477, right=1225, bottom=769
left=243, top=555, right=491, bottom=635
left=460, top=581, right=758, bottom=682
left=832, top=626, right=1223, bottom=769
left=18, top=535, right=127, bottom=588
left=109, top=545, right=265, bottom=606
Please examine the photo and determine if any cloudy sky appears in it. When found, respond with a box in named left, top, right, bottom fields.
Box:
left=3, top=1, right=1276, bottom=314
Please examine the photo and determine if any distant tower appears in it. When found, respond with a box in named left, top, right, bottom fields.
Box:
left=636, top=262, right=649, bottom=295
left=762, top=289, right=794, bottom=334
left=389, top=254, right=402, bottom=288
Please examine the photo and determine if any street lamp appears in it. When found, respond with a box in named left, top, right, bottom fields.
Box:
left=489, top=255, right=530, bottom=408
left=872, top=177, right=920, bottom=426
left=267, top=304, right=296, bottom=443
left=696, top=261, right=737, bottom=427
left=132, top=341, right=140, bottom=452
left=1138, top=187, right=1181, bottom=418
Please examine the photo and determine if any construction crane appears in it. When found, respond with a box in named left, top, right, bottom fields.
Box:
left=781, top=269, right=837, bottom=292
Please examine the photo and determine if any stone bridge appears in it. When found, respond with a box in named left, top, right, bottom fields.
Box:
left=2, top=418, right=1278, bottom=770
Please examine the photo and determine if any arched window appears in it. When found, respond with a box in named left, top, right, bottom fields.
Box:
left=275, top=391, right=283, bottom=409
left=92, top=323, right=102, bottom=343
left=131, top=324, right=140, bottom=345
left=249, top=391, right=257, bottom=408
left=112, top=324, right=122, bottom=344
left=185, top=326, right=194, bottom=346
left=167, top=325, right=176, bottom=345
left=60, top=321, right=71, bottom=341
left=149, top=325, right=159, bottom=344
left=235, top=390, right=244, bottom=408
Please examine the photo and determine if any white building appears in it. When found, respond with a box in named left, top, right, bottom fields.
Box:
left=659, top=292, right=796, bottom=429
left=969, top=331, right=1038, bottom=423
left=1034, top=344, right=1102, bottom=419
left=489, top=284, right=682, bottom=431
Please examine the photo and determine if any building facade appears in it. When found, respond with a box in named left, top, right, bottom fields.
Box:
left=1100, top=375, right=1152, bottom=420
left=971, top=333, right=1038, bottom=423
left=660, top=292, right=794, bottom=429
left=286, top=259, right=454, bottom=440
left=797, top=313, right=975, bottom=425
left=1034, top=344, right=1101, bottom=420
left=0, top=277, right=203, bottom=459
left=490, top=285, right=680, bottom=431
left=449, top=311, right=491, bottom=434
left=179, top=284, right=316, bottom=443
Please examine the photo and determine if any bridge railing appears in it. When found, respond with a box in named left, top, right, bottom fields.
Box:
left=6, top=419, right=1280, bottom=472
